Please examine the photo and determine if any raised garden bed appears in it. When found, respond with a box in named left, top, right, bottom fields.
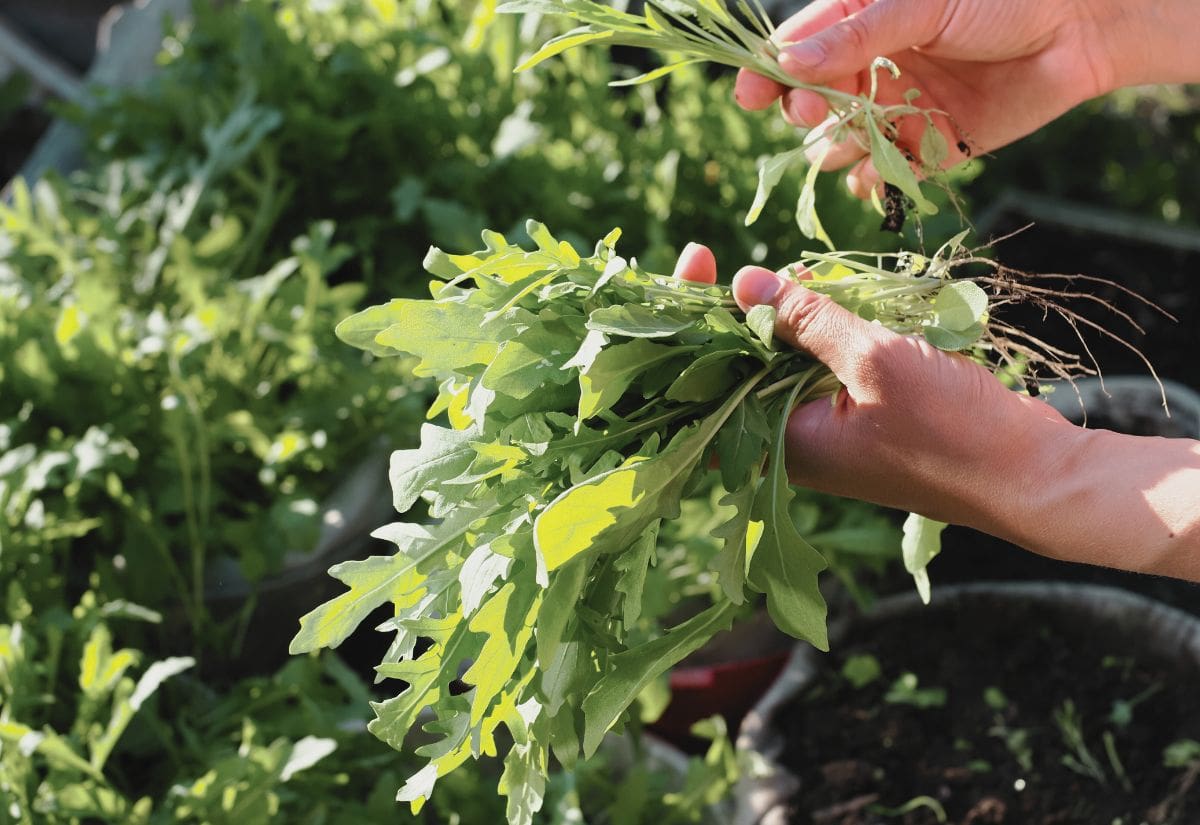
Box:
left=738, top=584, right=1200, bottom=825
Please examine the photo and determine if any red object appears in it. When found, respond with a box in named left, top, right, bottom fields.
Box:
left=649, top=652, right=790, bottom=753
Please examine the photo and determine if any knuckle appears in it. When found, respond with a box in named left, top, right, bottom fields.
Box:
left=774, top=286, right=830, bottom=342
left=845, top=337, right=889, bottom=394
left=833, top=15, right=872, bottom=58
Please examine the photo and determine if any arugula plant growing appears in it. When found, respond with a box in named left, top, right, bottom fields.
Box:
left=81, top=0, right=874, bottom=297
left=500, top=0, right=958, bottom=241
left=291, top=221, right=1016, bottom=821
left=0, top=585, right=499, bottom=824
left=0, top=159, right=424, bottom=650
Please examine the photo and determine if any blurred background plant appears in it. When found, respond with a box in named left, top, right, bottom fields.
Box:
left=0, top=0, right=899, bottom=817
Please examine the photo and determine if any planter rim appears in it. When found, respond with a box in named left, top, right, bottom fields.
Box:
left=1040, top=375, right=1200, bottom=435
left=6, top=0, right=192, bottom=194
left=733, top=581, right=1200, bottom=825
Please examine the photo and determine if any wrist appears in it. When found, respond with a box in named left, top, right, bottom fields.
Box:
left=961, top=396, right=1090, bottom=550
left=999, top=416, right=1200, bottom=578
left=1086, top=0, right=1200, bottom=90
left=993, top=417, right=1107, bottom=561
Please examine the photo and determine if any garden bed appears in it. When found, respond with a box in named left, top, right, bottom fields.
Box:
left=748, top=586, right=1200, bottom=825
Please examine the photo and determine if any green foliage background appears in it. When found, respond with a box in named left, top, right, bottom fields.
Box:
left=1, top=0, right=888, bottom=820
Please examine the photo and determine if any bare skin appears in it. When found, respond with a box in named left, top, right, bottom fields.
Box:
left=734, top=0, right=1200, bottom=196
left=670, top=1, right=1200, bottom=580
left=672, top=245, right=1200, bottom=582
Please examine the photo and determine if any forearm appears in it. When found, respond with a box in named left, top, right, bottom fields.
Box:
left=1092, top=0, right=1200, bottom=89
left=998, top=421, right=1200, bottom=581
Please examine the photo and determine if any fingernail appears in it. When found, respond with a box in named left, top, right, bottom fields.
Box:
left=733, top=266, right=783, bottom=308
left=780, top=41, right=825, bottom=73
left=672, top=242, right=703, bottom=278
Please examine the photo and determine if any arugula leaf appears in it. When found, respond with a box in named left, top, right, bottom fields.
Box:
left=515, top=27, right=616, bottom=73
left=389, top=424, right=481, bottom=514
left=586, top=304, right=696, bottom=338
left=713, top=393, right=771, bottom=492
left=339, top=298, right=507, bottom=375
left=902, top=512, right=947, bottom=604
left=710, top=465, right=763, bottom=604
left=577, top=339, right=681, bottom=420
left=924, top=281, right=989, bottom=351
left=615, top=524, right=658, bottom=626
left=745, top=148, right=804, bottom=226
left=483, top=328, right=578, bottom=400
left=295, top=224, right=1000, bottom=819
left=797, top=137, right=835, bottom=250
left=746, top=382, right=830, bottom=650
left=665, top=349, right=742, bottom=403
left=866, top=117, right=937, bottom=216
left=463, top=582, right=541, bottom=725
left=745, top=304, right=777, bottom=350
left=536, top=371, right=766, bottom=571
left=580, top=601, right=737, bottom=756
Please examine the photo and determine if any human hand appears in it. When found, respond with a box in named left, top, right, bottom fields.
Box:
left=672, top=242, right=1072, bottom=533
left=674, top=242, right=1200, bottom=580
left=735, top=0, right=1128, bottom=197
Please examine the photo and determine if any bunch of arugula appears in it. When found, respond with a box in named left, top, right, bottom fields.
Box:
left=500, top=0, right=956, bottom=242
left=290, top=221, right=993, bottom=821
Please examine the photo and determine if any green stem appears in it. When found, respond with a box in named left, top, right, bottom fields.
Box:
left=119, top=496, right=197, bottom=633
left=755, top=364, right=818, bottom=400
left=168, top=357, right=211, bottom=643
left=166, top=423, right=206, bottom=641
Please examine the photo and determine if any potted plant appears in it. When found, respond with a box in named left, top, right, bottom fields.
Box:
left=736, top=582, right=1200, bottom=824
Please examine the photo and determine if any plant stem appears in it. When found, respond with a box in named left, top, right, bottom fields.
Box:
left=755, top=365, right=817, bottom=400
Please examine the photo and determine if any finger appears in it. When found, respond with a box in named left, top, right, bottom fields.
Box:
left=804, top=134, right=869, bottom=171
left=731, top=265, right=889, bottom=392
left=773, top=0, right=875, bottom=44
left=735, top=68, right=784, bottom=110
left=780, top=88, right=829, bottom=128
left=743, top=0, right=871, bottom=117
left=778, top=0, right=944, bottom=86
left=672, top=242, right=717, bottom=284
left=781, top=70, right=860, bottom=129
left=782, top=394, right=851, bottom=484
left=845, top=157, right=881, bottom=199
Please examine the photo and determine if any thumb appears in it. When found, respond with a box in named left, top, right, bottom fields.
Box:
left=777, top=0, right=942, bottom=85
left=732, top=266, right=888, bottom=391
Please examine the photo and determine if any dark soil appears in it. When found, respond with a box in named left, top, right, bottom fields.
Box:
left=780, top=596, right=1200, bottom=825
